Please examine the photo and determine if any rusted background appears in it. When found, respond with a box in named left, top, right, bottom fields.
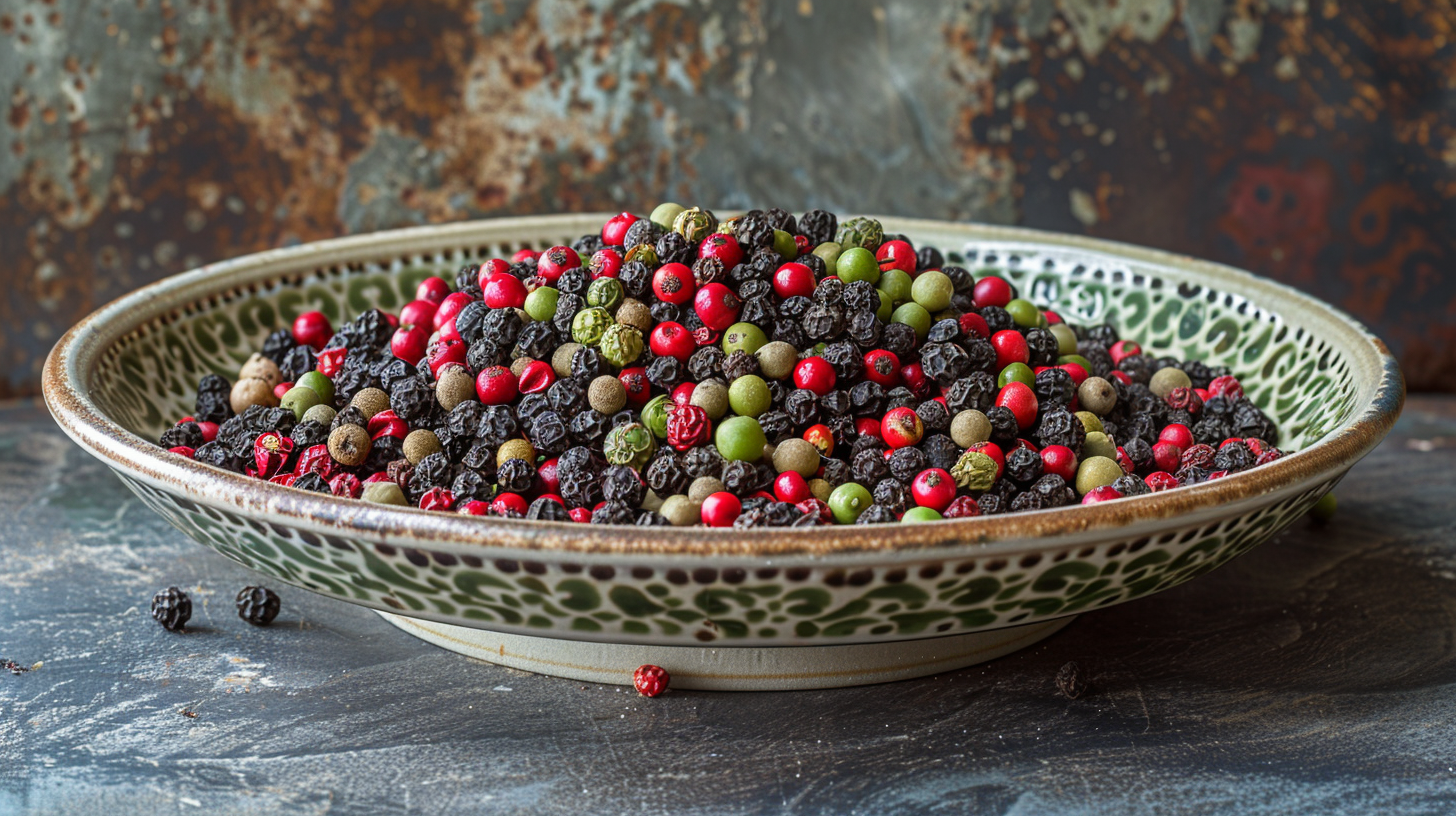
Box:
left=2, top=0, right=1453, bottom=395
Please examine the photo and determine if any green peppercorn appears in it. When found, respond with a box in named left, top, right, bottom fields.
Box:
left=599, top=323, right=643, bottom=367
left=1082, top=431, right=1117, bottom=461
left=1058, top=354, right=1093, bottom=372
left=624, top=243, right=659, bottom=266
left=295, top=371, right=335, bottom=406
left=910, top=270, right=954, bottom=312
left=772, top=229, right=798, bottom=260
left=1004, top=299, right=1042, bottom=329
left=808, top=478, right=833, bottom=502
left=901, top=507, right=942, bottom=523
left=673, top=206, right=717, bottom=243
left=722, top=322, right=768, bottom=356
left=998, top=363, right=1035, bottom=389
left=811, top=241, right=842, bottom=270
left=302, top=403, right=337, bottom=427
left=650, top=202, right=686, bottom=230
left=1149, top=367, right=1192, bottom=398
left=727, top=375, right=771, bottom=418
left=891, top=302, right=932, bottom=341
left=1050, top=323, right=1078, bottom=356
left=525, top=286, right=559, bottom=322
left=1076, top=411, right=1104, bottom=435
left=603, top=422, right=656, bottom=469
left=571, top=307, right=612, bottom=346
left=1075, top=456, right=1125, bottom=495
left=836, top=216, right=884, bottom=252
left=641, top=395, right=673, bottom=439
left=587, top=277, right=624, bottom=312
left=280, top=385, right=322, bottom=421
left=835, top=246, right=880, bottom=285
left=951, top=450, right=998, bottom=491
left=828, top=482, right=873, bottom=524
left=878, top=268, right=912, bottom=306
left=715, top=415, right=767, bottom=462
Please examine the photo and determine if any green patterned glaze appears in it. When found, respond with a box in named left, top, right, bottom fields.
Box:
left=47, top=215, right=1403, bottom=652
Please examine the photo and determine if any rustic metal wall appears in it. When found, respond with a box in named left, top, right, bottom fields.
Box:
left=3, top=0, right=1453, bottom=395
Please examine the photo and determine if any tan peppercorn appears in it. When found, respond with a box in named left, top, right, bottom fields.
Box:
left=772, top=438, right=821, bottom=477
left=640, top=488, right=665, bottom=513
left=659, top=495, right=700, bottom=527
left=435, top=366, right=477, bottom=412
left=497, top=438, right=536, bottom=467
left=302, top=403, right=337, bottom=427
left=1149, top=367, right=1192, bottom=398
left=361, top=482, right=408, bottom=506
left=950, top=410, right=992, bottom=448
left=328, top=424, right=372, bottom=467
left=689, top=379, right=729, bottom=420
left=350, top=387, right=391, bottom=420
left=588, top=375, right=627, bottom=414
left=688, top=476, right=725, bottom=503
left=1075, top=411, right=1104, bottom=435
left=403, top=429, right=443, bottom=465
left=615, top=298, right=653, bottom=332
left=755, top=341, right=798, bottom=380
left=552, top=342, right=584, bottom=378
left=510, top=357, right=534, bottom=378
left=808, top=478, right=833, bottom=502
left=238, top=353, right=282, bottom=388
left=1078, top=376, right=1118, bottom=416
left=230, top=377, right=278, bottom=414
left=1082, top=431, right=1118, bottom=461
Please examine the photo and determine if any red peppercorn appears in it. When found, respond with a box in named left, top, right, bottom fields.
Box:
left=910, top=468, right=956, bottom=512
left=698, top=232, right=744, bottom=269
left=875, top=239, right=916, bottom=274
left=415, top=276, right=451, bottom=306
left=965, top=441, right=1005, bottom=479
left=649, top=322, right=696, bottom=362
left=855, top=417, right=882, bottom=441
left=973, top=276, right=1013, bottom=309
left=438, top=316, right=462, bottom=344
left=652, top=262, right=696, bottom=305
left=292, top=311, right=332, bottom=351
left=1108, top=370, right=1132, bottom=386
left=1144, top=472, right=1178, bottom=492
left=1165, top=386, right=1202, bottom=415
left=491, top=492, right=528, bottom=516
left=881, top=407, right=924, bottom=449
left=433, top=291, right=475, bottom=331
left=774, top=471, right=811, bottom=504
left=511, top=248, right=539, bottom=264
left=475, top=258, right=511, bottom=289
left=273, top=381, right=293, bottom=400
left=853, top=349, right=896, bottom=388
left=899, top=362, right=931, bottom=399
left=399, top=299, right=438, bottom=329
left=1152, top=442, right=1183, bottom=473
left=269, top=472, right=297, bottom=487
left=517, top=360, right=556, bottom=395
left=991, top=330, right=1030, bottom=370
left=634, top=664, right=670, bottom=697
left=1043, top=309, right=1063, bottom=324
left=253, top=432, right=294, bottom=479
left=1115, top=446, right=1136, bottom=475
left=1040, top=445, right=1078, bottom=482
left=196, top=421, right=218, bottom=443
left=1081, top=485, right=1123, bottom=504
left=568, top=507, right=592, bottom=523
left=795, top=497, right=832, bottom=525
left=1180, top=444, right=1216, bottom=470
left=669, top=381, right=696, bottom=406
left=420, top=487, right=457, bottom=512
left=701, top=492, right=742, bottom=528
left=667, top=404, right=711, bottom=451
left=602, top=212, right=639, bottom=246
left=1058, top=362, right=1089, bottom=386
left=1255, top=449, right=1282, bottom=466
left=427, top=338, right=468, bottom=378
left=772, top=262, right=816, bottom=299
left=793, top=357, right=837, bottom=395
left=1208, top=469, right=1229, bottom=480
left=959, top=312, right=990, bottom=340
left=612, top=366, right=647, bottom=407
left=691, top=326, right=720, bottom=347
left=168, top=445, right=196, bottom=459
left=1243, top=437, right=1270, bottom=456
left=481, top=271, right=528, bottom=309
left=803, top=424, right=834, bottom=457
left=995, top=381, right=1038, bottom=430
left=296, top=444, right=336, bottom=479
left=536, top=245, right=581, bottom=283
left=794, top=235, right=812, bottom=255
left=458, top=500, right=491, bottom=515
left=1159, top=423, right=1194, bottom=450
left=1208, top=375, right=1244, bottom=400
left=476, top=365, right=519, bottom=405
left=588, top=248, right=623, bottom=280
left=1109, top=340, right=1141, bottom=365
left=330, top=472, right=363, bottom=498
left=943, top=495, right=981, bottom=518
left=693, top=282, right=742, bottom=331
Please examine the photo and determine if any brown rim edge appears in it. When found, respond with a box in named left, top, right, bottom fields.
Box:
left=42, top=216, right=1406, bottom=561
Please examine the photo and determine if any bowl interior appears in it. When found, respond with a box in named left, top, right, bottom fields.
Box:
left=87, top=216, right=1361, bottom=457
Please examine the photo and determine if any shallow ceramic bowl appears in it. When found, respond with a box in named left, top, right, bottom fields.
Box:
left=45, top=215, right=1403, bottom=690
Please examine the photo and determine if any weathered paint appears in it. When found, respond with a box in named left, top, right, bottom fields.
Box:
left=2, top=0, right=1453, bottom=394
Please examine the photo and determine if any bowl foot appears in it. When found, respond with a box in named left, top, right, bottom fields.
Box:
left=378, top=612, right=1076, bottom=691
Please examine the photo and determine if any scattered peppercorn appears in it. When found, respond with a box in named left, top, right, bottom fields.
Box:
left=151, top=587, right=192, bottom=632
left=236, top=586, right=281, bottom=626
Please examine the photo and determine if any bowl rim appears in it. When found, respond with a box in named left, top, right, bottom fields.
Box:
left=43, top=214, right=1405, bottom=560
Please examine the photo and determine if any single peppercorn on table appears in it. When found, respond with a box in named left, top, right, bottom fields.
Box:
left=3, top=395, right=1452, bottom=813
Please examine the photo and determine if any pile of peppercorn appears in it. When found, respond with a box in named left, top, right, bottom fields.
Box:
left=155, top=206, right=1285, bottom=528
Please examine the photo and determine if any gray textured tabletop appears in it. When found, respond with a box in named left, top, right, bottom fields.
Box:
left=3, top=395, right=1455, bottom=815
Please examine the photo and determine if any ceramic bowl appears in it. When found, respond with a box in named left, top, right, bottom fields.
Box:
left=44, top=215, right=1404, bottom=690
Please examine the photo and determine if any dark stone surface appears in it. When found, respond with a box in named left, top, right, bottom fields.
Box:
left=3, top=0, right=1455, bottom=395
left=3, top=396, right=1456, bottom=814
